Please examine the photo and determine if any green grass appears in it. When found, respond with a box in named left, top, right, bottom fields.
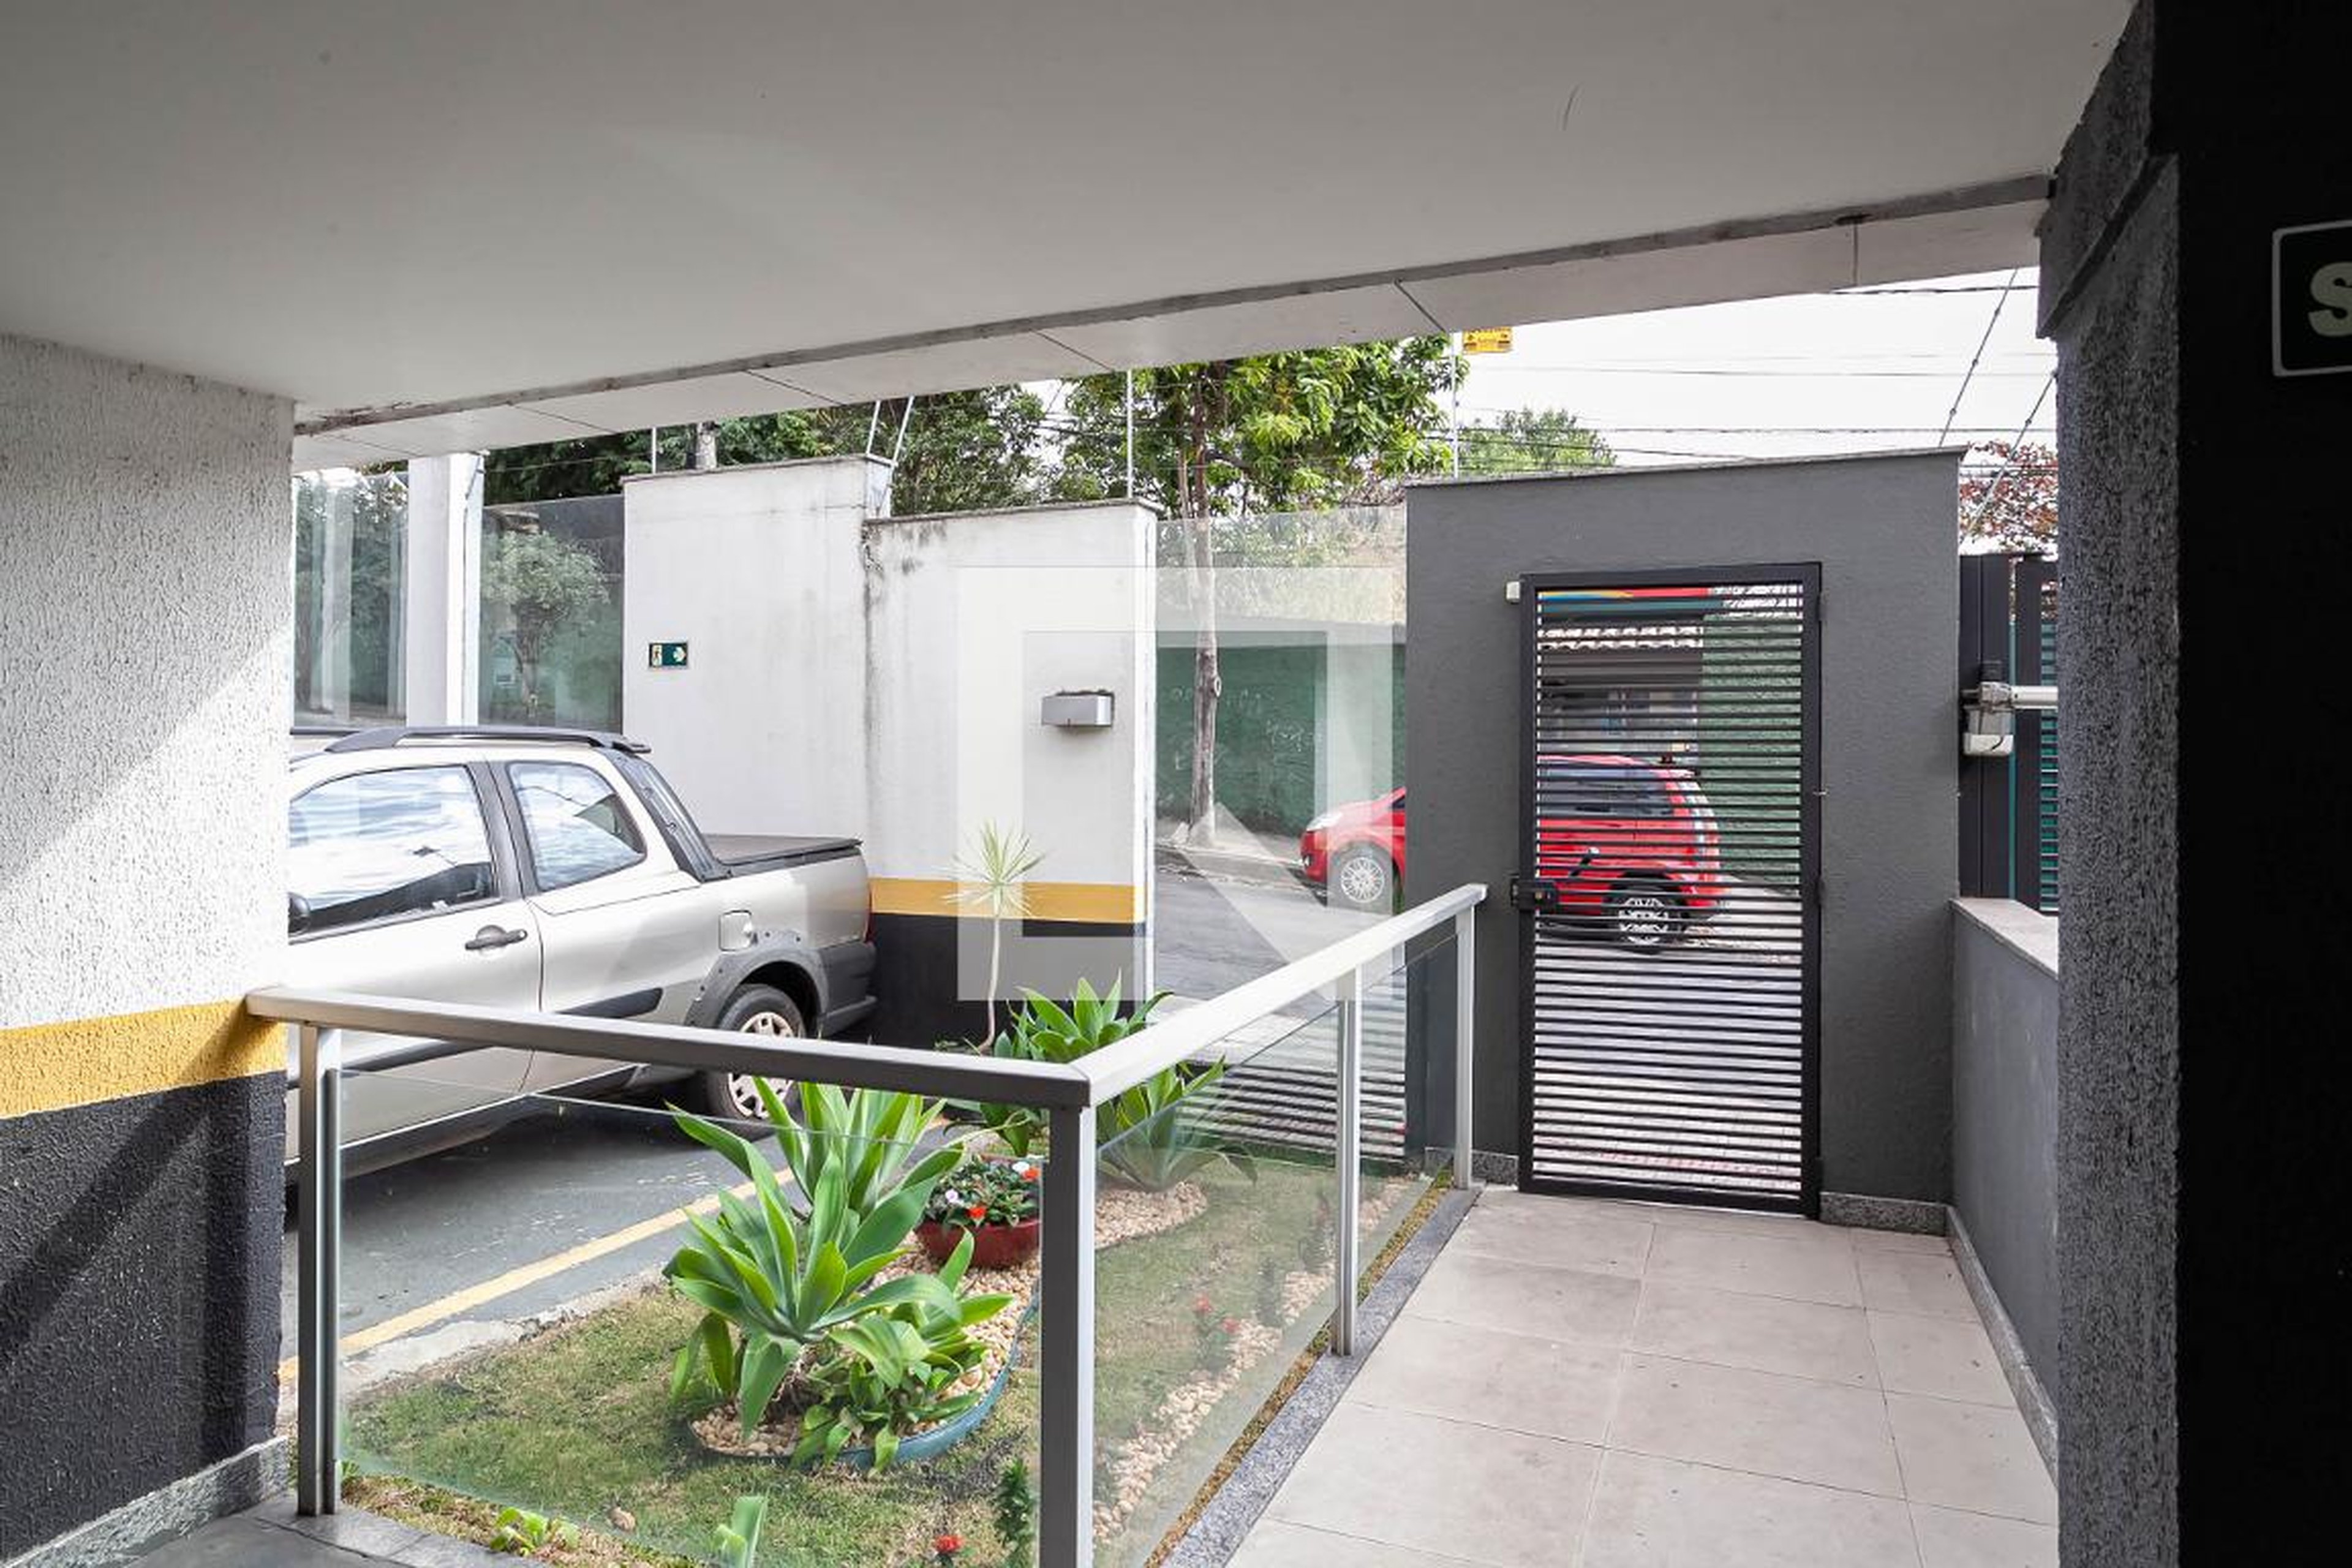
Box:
left=348, top=1292, right=1037, bottom=1568
left=346, top=1155, right=1430, bottom=1568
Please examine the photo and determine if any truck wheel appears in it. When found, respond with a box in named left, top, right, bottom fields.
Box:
left=1610, top=880, right=1684, bottom=950
left=1330, top=845, right=1396, bottom=911
left=685, top=985, right=807, bottom=1133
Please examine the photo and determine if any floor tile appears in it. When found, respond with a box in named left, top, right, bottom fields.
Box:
left=136, top=1520, right=372, bottom=1567
left=1909, top=1502, right=2059, bottom=1567
left=1450, top=1200, right=1654, bottom=1278
left=282, top=1509, right=428, bottom=1558
left=1870, top=1311, right=2012, bottom=1405
left=1608, top=1353, right=1904, bottom=1496
left=1632, top=1280, right=1879, bottom=1386
left=1580, top=1450, right=1921, bottom=1568
left=1886, top=1395, right=2057, bottom=1524
left=1845, top=1227, right=1954, bottom=1256
left=1857, top=1251, right=1979, bottom=1319
left=1230, top=1518, right=1489, bottom=1568
left=1349, top=1312, right=1625, bottom=1443
left=1266, top=1403, right=1603, bottom=1567
left=1644, top=1225, right=1864, bottom=1307
left=1406, top=1247, right=1643, bottom=1346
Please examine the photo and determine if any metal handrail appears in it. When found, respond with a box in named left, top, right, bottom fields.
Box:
left=1080, top=881, right=1486, bottom=1100
left=267, top=881, right=1488, bottom=1567
left=249, top=986, right=1095, bottom=1104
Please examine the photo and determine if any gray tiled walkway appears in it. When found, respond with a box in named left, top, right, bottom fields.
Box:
left=1234, top=1187, right=2056, bottom=1568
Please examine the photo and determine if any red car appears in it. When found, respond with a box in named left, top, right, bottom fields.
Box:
left=1300, top=755, right=1724, bottom=947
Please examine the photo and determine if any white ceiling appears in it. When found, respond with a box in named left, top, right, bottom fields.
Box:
left=0, top=2, right=2128, bottom=464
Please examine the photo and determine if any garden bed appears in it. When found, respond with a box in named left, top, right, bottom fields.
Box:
left=341, top=1161, right=1429, bottom=1568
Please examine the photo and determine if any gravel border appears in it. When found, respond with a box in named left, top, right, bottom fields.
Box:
left=1157, top=1183, right=1480, bottom=1568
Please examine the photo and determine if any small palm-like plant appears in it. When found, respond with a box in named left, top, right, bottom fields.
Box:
left=790, top=1239, right=1010, bottom=1470
left=949, top=823, right=1046, bottom=1038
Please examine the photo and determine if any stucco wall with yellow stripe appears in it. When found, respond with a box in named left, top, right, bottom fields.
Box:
left=0, top=1001, right=281, bottom=1123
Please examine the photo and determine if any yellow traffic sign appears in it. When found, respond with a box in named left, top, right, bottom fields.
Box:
left=1461, top=327, right=1514, bottom=355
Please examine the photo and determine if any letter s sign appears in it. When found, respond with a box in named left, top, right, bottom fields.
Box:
left=2276, top=221, right=2352, bottom=375
left=2310, top=262, right=2352, bottom=339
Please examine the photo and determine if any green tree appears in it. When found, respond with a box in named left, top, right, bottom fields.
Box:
left=1052, top=339, right=1461, bottom=844
left=1459, top=407, right=1615, bottom=475
left=480, top=388, right=1051, bottom=516
left=481, top=527, right=609, bottom=718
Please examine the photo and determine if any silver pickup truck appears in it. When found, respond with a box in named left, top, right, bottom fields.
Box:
left=282, top=726, right=874, bottom=1168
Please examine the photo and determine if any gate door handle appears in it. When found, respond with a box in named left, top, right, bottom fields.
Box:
left=465, top=925, right=530, bottom=952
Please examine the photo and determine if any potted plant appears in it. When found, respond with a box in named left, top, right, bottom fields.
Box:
left=915, top=1155, right=1041, bottom=1268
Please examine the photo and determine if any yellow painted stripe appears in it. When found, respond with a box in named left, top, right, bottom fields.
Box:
left=0, top=1000, right=280, bottom=1121
left=870, top=876, right=1142, bottom=924
left=277, top=1179, right=758, bottom=1382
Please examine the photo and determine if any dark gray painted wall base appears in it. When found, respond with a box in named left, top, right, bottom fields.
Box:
left=1949, top=1208, right=2059, bottom=1485
left=1820, top=1191, right=1946, bottom=1235
left=0, top=1073, right=282, bottom=1559
left=4, top=1439, right=286, bottom=1568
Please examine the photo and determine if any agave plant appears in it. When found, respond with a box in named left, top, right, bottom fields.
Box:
left=960, top=981, right=1166, bottom=1156
left=752, top=1077, right=964, bottom=1216
left=714, top=1496, right=767, bottom=1568
left=665, top=1109, right=968, bottom=1434
left=1097, top=1059, right=1253, bottom=1191
left=790, top=1233, right=1012, bottom=1470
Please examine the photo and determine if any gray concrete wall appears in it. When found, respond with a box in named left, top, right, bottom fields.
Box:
left=1404, top=451, right=1959, bottom=1202
left=2037, top=11, right=2180, bottom=1564
left=0, top=334, right=293, bottom=1558
left=1951, top=899, right=2060, bottom=1422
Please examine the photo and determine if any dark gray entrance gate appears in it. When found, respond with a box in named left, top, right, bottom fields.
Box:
left=1516, top=567, right=1822, bottom=1213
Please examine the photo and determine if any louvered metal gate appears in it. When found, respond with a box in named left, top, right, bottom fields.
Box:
left=1516, top=567, right=1822, bottom=1213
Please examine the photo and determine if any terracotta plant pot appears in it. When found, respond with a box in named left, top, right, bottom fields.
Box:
left=916, top=1218, right=1041, bottom=1270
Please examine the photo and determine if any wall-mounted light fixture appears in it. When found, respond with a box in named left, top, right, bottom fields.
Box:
left=1041, top=689, right=1115, bottom=729
left=1961, top=664, right=2057, bottom=759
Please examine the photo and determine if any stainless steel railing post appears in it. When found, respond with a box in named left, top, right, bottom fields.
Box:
left=295, top=1025, right=344, bottom=1516
left=1332, top=964, right=1364, bottom=1356
left=1454, top=908, right=1477, bottom=1191
left=1039, top=1102, right=1098, bottom=1568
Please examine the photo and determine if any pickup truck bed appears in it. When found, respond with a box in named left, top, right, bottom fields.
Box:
left=704, top=833, right=863, bottom=872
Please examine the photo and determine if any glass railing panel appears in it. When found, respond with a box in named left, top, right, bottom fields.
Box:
left=1090, top=1005, right=1342, bottom=1568
left=311, top=1065, right=1037, bottom=1567
left=1354, top=932, right=1458, bottom=1274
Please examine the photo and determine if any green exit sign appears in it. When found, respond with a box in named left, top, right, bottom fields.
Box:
left=647, top=641, right=690, bottom=669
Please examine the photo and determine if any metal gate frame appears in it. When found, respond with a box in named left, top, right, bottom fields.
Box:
left=1514, top=563, right=1824, bottom=1215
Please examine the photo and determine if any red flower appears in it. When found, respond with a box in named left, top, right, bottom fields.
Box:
left=1193, top=1295, right=1212, bottom=1314
left=934, top=1533, right=962, bottom=1556
left=1221, top=1316, right=1241, bottom=1334
left=967, top=1204, right=988, bottom=1222
left=1020, top=1166, right=1038, bottom=1180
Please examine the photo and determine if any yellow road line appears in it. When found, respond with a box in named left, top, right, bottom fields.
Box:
left=278, top=1180, right=755, bottom=1381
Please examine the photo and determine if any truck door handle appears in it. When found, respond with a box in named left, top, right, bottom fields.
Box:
left=465, top=925, right=529, bottom=952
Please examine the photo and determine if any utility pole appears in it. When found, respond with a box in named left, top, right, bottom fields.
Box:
left=691, top=421, right=718, bottom=470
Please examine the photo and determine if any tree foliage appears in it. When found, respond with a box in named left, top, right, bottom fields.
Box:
left=1052, top=338, right=1463, bottom=516
left=1460, top=407, right=1615, bottom=475
left=481, top=527, right=609, bottom=717
left=480, top=388, right=1052, bottom=517
left=1959, top=441, right=2059, bottom=552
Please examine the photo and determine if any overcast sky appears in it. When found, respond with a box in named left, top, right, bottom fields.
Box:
left=1450, top=268, right=2055, bottom=471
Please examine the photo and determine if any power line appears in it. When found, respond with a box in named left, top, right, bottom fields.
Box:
left=1940, top=267, right=2021, bottom=443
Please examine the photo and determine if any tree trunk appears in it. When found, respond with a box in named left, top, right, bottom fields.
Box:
left=1181, top=369, right=1224, bottom=848
left=692, top=422, right=718, bottom=470
left=1187, top=514, right=1220, bottom=847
